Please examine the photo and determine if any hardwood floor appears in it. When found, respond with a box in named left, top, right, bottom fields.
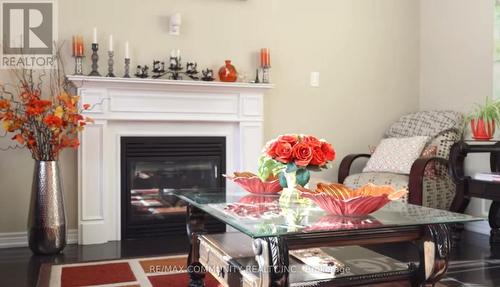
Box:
left=0, top=231, right=498, bottom=287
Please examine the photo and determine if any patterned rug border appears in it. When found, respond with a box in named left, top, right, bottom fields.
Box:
left=36, top=254, right=188, bottom=287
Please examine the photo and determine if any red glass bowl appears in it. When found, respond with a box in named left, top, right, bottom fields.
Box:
left=299, top=183, right=407, bottom=216
left=302, top=193, right=391, bottom=216
left=225, top=172, right=282, bottom=194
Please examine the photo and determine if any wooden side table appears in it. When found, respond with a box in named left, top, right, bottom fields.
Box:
left=450, top=141, right=500, bottom=243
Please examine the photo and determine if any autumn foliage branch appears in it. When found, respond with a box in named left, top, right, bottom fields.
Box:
left=0, top=46, right=92, bottom=161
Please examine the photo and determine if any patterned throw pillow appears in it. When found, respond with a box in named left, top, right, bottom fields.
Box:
left=368, top=144, right=438, bottom=177
left=363, top=136, right=430, bottom=174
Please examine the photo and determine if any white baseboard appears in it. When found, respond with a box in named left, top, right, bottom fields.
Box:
left=0, top=229, right=78, bottom=249
left=464, top=221, right=490, bottom=235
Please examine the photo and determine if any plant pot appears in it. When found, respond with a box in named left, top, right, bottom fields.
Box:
left=279, top=170, right=311, bottom=206
left=218, top=60, right=238, bottom=82
left=470, top=118, right=495, bottom=141
left=28, top=161, right=66, bottom=254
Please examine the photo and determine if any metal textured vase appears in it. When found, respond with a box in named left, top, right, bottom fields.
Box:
left=28, top=161, right=66, bottom=254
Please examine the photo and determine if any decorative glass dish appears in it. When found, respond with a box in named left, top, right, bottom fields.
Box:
left=224, top=172, right=282, bottom=194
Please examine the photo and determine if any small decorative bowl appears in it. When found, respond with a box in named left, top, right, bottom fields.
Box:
left=298, top=183, right=407, bottom=216
left=224, top=172, right=282, bottom=195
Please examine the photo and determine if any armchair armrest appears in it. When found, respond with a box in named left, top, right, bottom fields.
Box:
left=338, top=154, right=371, bottom=184
left=408, top=157, right=449, bottom=206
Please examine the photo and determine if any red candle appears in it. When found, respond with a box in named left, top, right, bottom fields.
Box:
left=72, top=36, right=77, bottom=56
left=260, top=48, right=270, bottom=67
left=77, top=36, right=84, bottom=56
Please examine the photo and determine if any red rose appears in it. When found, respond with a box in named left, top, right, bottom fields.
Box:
left=302, top=135, right=322, bottom=147
left=310, top=147, right=326, bottom=166
left=278, top=134, right=298, bottom=146
left=266, top=140, right=279, bottom=158
left=275, top=141, right=293, bottom=163
left=293, top=142, right=313, bottom=166
left=321, top=141, right=336, bottom=161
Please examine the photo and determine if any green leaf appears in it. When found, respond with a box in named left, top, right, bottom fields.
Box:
left=296, top=168, right=310, bottom=187
left=286, top=162, right=298, bottom=173
left=257, top=155, right=285, bottom=181
left=279, top=172, right=288, bottom=188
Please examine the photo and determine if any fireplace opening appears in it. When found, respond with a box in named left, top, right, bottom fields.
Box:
left=121, top=137, right=226, bottom=240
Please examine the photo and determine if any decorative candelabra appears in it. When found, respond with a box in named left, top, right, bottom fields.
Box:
left=88, top=43, right=101, bottom=76
left=201, top=69, right=215, bottom=81
left=124, top=58, right=131, bottom=78
left=167, top=56, right=183, bottom=80
left=107, top=51, right=115, bottom=77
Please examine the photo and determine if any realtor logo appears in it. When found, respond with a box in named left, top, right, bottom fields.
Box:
left=1, top=1, right=56, bottom=68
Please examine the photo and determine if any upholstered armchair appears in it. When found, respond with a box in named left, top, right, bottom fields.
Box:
left=338, top=111, right=464, bottom=212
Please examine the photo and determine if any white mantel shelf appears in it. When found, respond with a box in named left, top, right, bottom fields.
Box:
left=66, top=75, right=274, bottom=91
left=69, top=74, right=271, bottom=245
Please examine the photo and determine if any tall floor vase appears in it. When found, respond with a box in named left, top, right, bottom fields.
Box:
left=28, top=161, right=66, bottom=254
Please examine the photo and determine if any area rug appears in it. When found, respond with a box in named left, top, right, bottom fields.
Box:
left=36, top=255, right=221, bottom=287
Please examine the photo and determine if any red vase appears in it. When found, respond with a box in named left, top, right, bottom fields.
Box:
left=471, top=118, right=495, bottom=141
left=218, top=60, right=238, bottom=82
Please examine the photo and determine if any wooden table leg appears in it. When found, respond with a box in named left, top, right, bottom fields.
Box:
left=416, top=224, right=450, bottom=287
left=253, top=237, right=289, bottom=287
left=187, top=205, right=207, bottom=287
left=489, top=201, right=500, bottom=244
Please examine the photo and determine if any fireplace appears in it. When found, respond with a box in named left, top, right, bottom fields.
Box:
left=70, top=76, right=270, bottom=245
left=121, top=137, right=226, bottom=239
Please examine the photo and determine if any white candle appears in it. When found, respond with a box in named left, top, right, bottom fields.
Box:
left=125, top=41, right=129, bottom=58
left=170, top=49, right=176, bottom=58
left=108, top=35, right=113, bottom=51
left=177, top=49, right=180, bottom=58
left=93, top=27, right=97, bottom=44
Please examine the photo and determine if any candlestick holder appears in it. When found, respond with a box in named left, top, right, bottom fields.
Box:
left=107, top=51, right=115, bottom=77
left=261, top=66, right=271, bottom=84
left=88, top=43, right=101, bottom=76
left=124, top=58, right=131, bottom=78
left=73, top=56, right=84, bottom=75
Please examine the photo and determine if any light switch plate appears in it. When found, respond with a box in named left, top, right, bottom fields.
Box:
left=310, top=72, right=320, bottom=87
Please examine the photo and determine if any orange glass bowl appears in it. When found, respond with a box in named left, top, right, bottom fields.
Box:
left=298, top=183, right=407, bottom=216
left=225, top=172, right=282, bottom=194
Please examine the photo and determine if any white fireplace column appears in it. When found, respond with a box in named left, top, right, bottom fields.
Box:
left=68, top=76, right=273, bottom=245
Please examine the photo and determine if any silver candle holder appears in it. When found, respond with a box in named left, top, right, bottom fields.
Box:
left=124, top=58, right=130, bottom=78
left=262, top=66, right=271, bottom=84
left=107, top=51, right=115, bottom=77
left=73, top=56, right=84, bottom=75
left=88, top=43, right=101, bottom=76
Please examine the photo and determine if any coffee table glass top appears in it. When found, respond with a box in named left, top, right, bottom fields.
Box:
left=172, top=189, right=482, bottom=238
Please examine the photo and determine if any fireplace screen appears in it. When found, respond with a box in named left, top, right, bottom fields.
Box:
left=121, top=137, right=226, bottom=239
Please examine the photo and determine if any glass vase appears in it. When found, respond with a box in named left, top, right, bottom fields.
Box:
left=279, top=170, right=311, bottom=206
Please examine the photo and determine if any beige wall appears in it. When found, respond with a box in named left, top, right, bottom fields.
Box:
left=420, top=0, right=494, bottom=227
left=0, top=0, right=420, bottom=233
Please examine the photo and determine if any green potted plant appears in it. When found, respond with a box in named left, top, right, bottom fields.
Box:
left=467, top=97, right=500, bottom=141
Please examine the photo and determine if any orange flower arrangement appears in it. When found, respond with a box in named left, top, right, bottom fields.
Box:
left=0, top=62, right=92, bottom=160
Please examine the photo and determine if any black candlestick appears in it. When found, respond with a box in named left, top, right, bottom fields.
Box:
left=107, top=51, right=115, bottom=77
left=88, top=43, right=101, bottom=76
left=124, top=58, right=130, bottom=78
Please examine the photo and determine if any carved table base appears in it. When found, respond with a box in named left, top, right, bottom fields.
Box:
left=416, top=224, right=450, bottom=287
left=253, top=237, right=289, bottom=287
left=489, top=202, right=500, bottom=244
left=187, top=205, right=208, bottom=287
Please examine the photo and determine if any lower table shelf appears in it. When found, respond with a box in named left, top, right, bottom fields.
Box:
left=198, top=232, right=414, bottom=287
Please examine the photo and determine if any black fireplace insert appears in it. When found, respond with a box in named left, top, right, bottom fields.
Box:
left=121, top=136, right=226, bottom=240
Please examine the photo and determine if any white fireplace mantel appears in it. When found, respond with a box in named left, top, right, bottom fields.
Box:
left=68, top=75, right=272, bottom=245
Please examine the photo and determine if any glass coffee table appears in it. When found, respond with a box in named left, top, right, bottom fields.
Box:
left=174, top=190, right=482, bottom=287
